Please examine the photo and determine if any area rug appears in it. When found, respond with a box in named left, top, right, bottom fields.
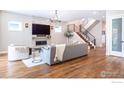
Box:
left=22, top=58, right=46, bottom=68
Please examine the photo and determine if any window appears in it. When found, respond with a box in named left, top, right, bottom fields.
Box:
left=8, top=21, right=22, bottom=31
left=54, top=26, right=62, bottom=32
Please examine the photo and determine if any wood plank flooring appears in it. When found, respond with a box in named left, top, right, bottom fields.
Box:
left=0, top=47, right=124, bottom=78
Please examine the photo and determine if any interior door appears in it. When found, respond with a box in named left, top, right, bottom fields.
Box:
left=110, top=16, right=124, bottom=57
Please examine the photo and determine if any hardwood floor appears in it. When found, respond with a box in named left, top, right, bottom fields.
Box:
left=0, top=47, right=124, bottom=78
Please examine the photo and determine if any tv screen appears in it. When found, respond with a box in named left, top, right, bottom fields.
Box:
left=32, top=24, right=50, bottom=35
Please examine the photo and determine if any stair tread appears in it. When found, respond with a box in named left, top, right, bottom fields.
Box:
left=76, top=32, right=95, bottom=48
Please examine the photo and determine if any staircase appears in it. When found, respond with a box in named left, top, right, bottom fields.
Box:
left=78, top=25, right=96, bottom=48
left=67, top=19, right=98, bottom=49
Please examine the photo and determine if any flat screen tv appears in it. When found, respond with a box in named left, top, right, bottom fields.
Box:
left=32, top=24, right=50, bottom=35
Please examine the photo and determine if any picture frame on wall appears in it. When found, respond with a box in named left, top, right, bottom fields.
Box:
left=25, top=23, right=29, bottom=28
left=67, top=24, right=75, bottom=31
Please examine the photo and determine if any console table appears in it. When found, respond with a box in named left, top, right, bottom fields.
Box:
left=30, top=45, right=49, bottom=63
left=31, top=47, right=42, bottom=63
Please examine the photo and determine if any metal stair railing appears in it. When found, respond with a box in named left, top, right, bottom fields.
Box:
left=67, top=24, right=96, bottom=46
left=80, top=25, right=96, bottom=46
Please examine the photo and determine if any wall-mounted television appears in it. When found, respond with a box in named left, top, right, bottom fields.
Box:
left=32, top=24, right=50, bottom=35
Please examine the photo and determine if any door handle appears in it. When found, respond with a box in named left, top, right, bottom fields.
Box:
left=121, top=41, right=124, bottom=43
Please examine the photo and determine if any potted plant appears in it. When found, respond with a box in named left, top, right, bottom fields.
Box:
left=64, top=31, right=74, bottom=43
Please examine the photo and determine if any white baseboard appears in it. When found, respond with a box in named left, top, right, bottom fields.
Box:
left=0, top=51, right=8, bottom=54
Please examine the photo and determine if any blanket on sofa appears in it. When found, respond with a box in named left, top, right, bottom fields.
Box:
left=54, top=44, right=66, bottom=62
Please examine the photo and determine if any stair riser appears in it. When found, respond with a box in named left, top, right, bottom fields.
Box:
left=76, top=32, right=95, bottom=48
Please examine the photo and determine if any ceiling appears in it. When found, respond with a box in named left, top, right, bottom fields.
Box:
left=7, top=10, right=106, bottom=22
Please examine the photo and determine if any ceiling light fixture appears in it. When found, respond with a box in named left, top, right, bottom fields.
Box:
left=50, top=10, right=61, bottom=27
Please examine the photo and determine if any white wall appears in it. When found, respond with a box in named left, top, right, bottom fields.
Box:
left=106, top=10, right=124, bottom=16
left=90, top=22, right=103, bottom=47
left=101, top=21, right=106, bottom=45
left=51, top=23, right=67, bottom=44
left=0, top=11, right=32, bottom=51
left=0, top=11, right=67, bottom=51
left=70, top=32, right=85, bottom=43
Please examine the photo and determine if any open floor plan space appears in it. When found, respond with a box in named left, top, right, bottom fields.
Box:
left=0, top=10, right=124, bottom=78
left=0, top=47, right=124, bottom=78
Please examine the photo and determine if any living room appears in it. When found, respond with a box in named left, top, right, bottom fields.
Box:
left=0, top=10, right=124, bottom=78
left=1, top=0, right=124, bottom=93
left=0, top=10, right=107, bottom=77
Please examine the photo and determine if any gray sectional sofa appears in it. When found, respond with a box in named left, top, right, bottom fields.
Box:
left=41, top=43, right=88, bottom=65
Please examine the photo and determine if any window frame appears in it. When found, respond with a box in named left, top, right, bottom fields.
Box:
left=54, top=26, right=62, bottom=32
left=8, top=21, right=22, bottom=31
